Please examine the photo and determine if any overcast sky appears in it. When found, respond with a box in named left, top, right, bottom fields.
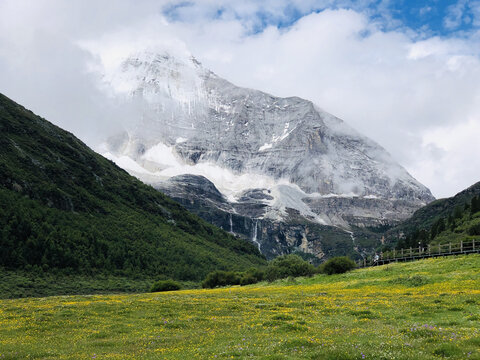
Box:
left=1, top=0, right=480, bottom=199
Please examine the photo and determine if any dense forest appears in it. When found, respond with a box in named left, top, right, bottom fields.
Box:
left=386, top=183, right=480, bottom=249
left=0, top=93, right=266, bottom=287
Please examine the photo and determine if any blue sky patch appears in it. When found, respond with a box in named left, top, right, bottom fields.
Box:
left=161, top=0, right=480, bottom=38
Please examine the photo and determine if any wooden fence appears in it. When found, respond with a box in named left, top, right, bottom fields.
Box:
left=357, top=239, right=479, bottom=268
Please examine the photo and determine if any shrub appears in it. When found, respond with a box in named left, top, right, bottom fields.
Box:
left=320, top=257, right=356, bottom=275
left=201, top=270, right=241, bottom=289
left=201, top=268, right=265, bottom=288
left=240, top=268, right=264, bottom=286
left=239, top=273, right=258, bottom=286
left=264, top=254, right=315, bottom=282
left=150, top=279, right=181, bottom=292
left=467, top=223, right=480, bottom=235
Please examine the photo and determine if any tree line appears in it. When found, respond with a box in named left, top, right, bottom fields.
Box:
left=396, top=195, right=480, bottom=250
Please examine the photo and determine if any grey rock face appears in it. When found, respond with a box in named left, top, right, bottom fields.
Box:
left=155, top=175, right=356, bottom=261
left=99, top=48, right=435, bottom=259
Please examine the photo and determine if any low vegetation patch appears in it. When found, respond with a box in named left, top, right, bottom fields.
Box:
left=201, top=268, right=264, bottom=288
left=433, top=343, right=463, bottom=357
left=201, top=254, right=319, bottom=288
left=264, top=254, right=315, bottom=281
left=319, top=256, right=356, bottom=275
left=150, top=279, right=181, bottom=292
left=389, top=274, right=431, bottom=287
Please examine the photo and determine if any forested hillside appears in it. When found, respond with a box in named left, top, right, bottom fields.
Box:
left=0, top=93, right=265, bottom=288
left=386, top=182, right=480, bottom=249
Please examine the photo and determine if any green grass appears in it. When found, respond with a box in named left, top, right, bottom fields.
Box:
left=1, top=254, right=479, bottom=359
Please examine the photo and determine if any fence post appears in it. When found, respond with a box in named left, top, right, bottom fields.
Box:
left=428, top=244, right=431, bottom=255
left=461, top=241, right=463, bottom=253
left=393, top=249, right=396, bottom=259
left=449, top=243, right=452, bottom=254
left=401, top=248, right=404, bottom=258
left=474, top=239, right=476, bottom=251
left=410, top=247, right=412, bottom=257
left=363, top=258, right=366, bottom=267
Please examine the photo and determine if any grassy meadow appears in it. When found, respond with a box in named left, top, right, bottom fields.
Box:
left=0, top=254, right=479, bottom=359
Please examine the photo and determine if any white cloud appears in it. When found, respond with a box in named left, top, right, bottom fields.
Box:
left=410, top=118, right=480, bottom=198
left=471, top=1, right=480, bottom=26
left=444, top=0, right=480, bottom=30
left=444, top=0, right=468, bottom=30
left=1, top=1, right=480, bottom=198
left=419, top=6, right=433, bottom=17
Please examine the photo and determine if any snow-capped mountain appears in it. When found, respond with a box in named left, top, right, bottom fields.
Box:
left=97, top=46, right=434, bottom=260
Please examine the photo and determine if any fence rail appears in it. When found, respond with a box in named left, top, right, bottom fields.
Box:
left=357, top=239, right=479, bottom=268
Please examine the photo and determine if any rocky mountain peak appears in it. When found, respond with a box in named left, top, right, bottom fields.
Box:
left=97, top=47, right=435, bottom=260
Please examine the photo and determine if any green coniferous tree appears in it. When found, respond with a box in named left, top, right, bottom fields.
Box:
left=453, top=206, right=463, bottom=220
left=471, top=196, right=480, bottom=215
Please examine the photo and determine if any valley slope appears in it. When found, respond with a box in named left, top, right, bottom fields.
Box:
left=1, top=254, right=479, bottom=359
left=0, top=93, right=265, bottom=294
left=386, top=181, right=480, bottom=248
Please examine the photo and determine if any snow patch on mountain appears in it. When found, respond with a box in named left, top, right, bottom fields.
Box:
left=102, top=139, right=289, bottom=204
left=265, top=184, right=329, bottom=225
left=101, top=137, right=335, bottom=224
left=259, top=143, right=273, bottom=151
left=102, top=152, right=151, bottom=175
